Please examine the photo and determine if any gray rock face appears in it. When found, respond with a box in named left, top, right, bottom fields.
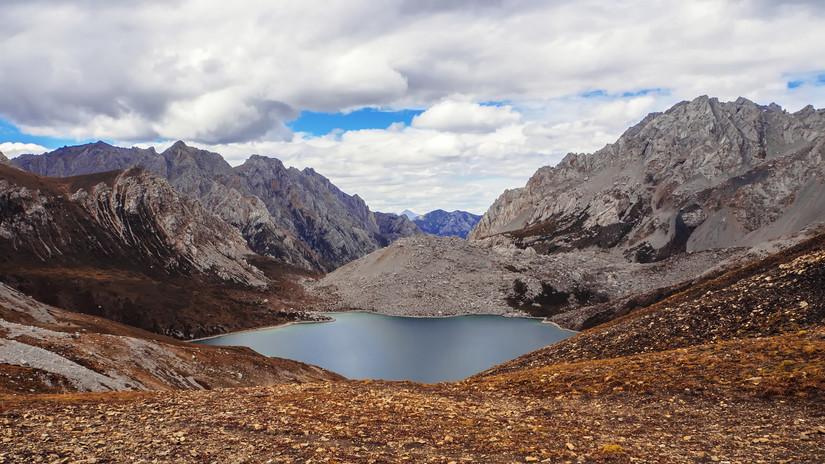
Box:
left=414, top=209, right=482, bottom=239
left=0, top=164, right=266, bottom=288
left=471, top=97, right=825, bottom=262
left=0, top=151, right=8, bottom=165
left=13, top=141, right=417, bottom=271
left=234, top=157, right=397, bottom=270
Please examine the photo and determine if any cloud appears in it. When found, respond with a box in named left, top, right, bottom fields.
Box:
left=1, top=0, right=824, bottom=143
left=136, top=92, right=666, bottom=214
left=0, top=142, right=49, bottom=158
left=411, top=99, right=521, bottom=133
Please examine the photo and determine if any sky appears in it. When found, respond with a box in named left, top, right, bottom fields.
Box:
left=1, top=1, right=825, bottom=214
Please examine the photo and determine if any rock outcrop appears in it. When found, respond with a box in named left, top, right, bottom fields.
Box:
left=13, top=141, right=417, bottom=271
left=374, top=212, right=423, bottom=245
left=0, top=151, right=8, bottom=165
left=471, top=97, right=825, bottom=263
left=414, top=209, right=482, bottom=238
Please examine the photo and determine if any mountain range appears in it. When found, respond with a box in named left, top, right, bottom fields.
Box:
left=2, top=96, right=824, bottom=462
left=0, top=163, right=327, bottom=338
left=412, top=209, right=482, bottom=239
left=13, top=142, right=418, bottom=272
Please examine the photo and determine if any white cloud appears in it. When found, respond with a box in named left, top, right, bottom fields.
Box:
left=150, top=92, right=666, bottom=214
left=0, top=142, right=49, bottom=158
left=2, top=0, right=824, bottom=142
left=411, top=99, right=521, bottom=133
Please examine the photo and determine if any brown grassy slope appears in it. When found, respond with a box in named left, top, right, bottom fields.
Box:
left=1, top=328, right=822, bottom=463
left=0, top=283, right=341, bottom=394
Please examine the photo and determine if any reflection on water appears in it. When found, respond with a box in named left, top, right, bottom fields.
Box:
left=197, top=312, right=574, bottom=383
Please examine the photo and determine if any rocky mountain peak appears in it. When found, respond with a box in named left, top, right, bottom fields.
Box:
left=471, top=97, right=825, bottom=263
left=0, top=150, right=8, bottom=164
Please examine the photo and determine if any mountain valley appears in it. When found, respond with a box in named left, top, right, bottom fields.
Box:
left=2, top=227, right=823, bottom=462
left=1, top=96, right=825, bottom=463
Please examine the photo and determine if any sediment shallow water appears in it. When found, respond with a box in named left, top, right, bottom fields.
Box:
left=197, top=312, right=574, bottom=382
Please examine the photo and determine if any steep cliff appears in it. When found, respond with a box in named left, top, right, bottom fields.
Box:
left=471, top=97, right=825, bottom=262
left=0, top=165, right=264, bottom=287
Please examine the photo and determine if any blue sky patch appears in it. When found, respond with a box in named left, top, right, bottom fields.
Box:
left=0, top=119, right=90, bottom=149
left=288, top=108, right=424, bottom=136
left=581, top=88, right=669, bottom=99
left=785, top=71, right=825, bottom=90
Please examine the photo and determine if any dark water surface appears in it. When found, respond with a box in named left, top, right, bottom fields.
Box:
left=197, top=312, right=574, bottom=383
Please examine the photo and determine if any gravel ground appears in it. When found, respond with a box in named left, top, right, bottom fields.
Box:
left=306, top=235, right=745, bottom=320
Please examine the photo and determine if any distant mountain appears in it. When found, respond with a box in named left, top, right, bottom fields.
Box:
left=401, top=209, right=420, bottom=220
left=413, top=209, right=482, bottom=238
left=13, top=141, right=417, bottom=271
left=374, top=212, right=423, bottom=245
left=471, top=96, right=825, bottom=262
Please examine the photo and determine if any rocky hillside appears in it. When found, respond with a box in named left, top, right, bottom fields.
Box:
left=471, top=97, right=825, bottom=263
left=0, top=282, right=339, bottom=394
left=486, top=229, right=825, bottom=375
left=414, top=209, right=481, bottom=238
left=4, top=233, right=823, bottom=462
left=13, top=141, right=417, bottom=271
left=307, top=234, right=744, bottom=318
left=0, top=164, right=319, bottom=339
left=311, top=97, right=825, bottom=325
left=0, top=151, right=8, bottom=165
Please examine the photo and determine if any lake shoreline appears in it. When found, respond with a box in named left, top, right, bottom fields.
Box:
left=190, top=309, right=577, bottom=342
left=192, top=311, right=576, bottom=383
